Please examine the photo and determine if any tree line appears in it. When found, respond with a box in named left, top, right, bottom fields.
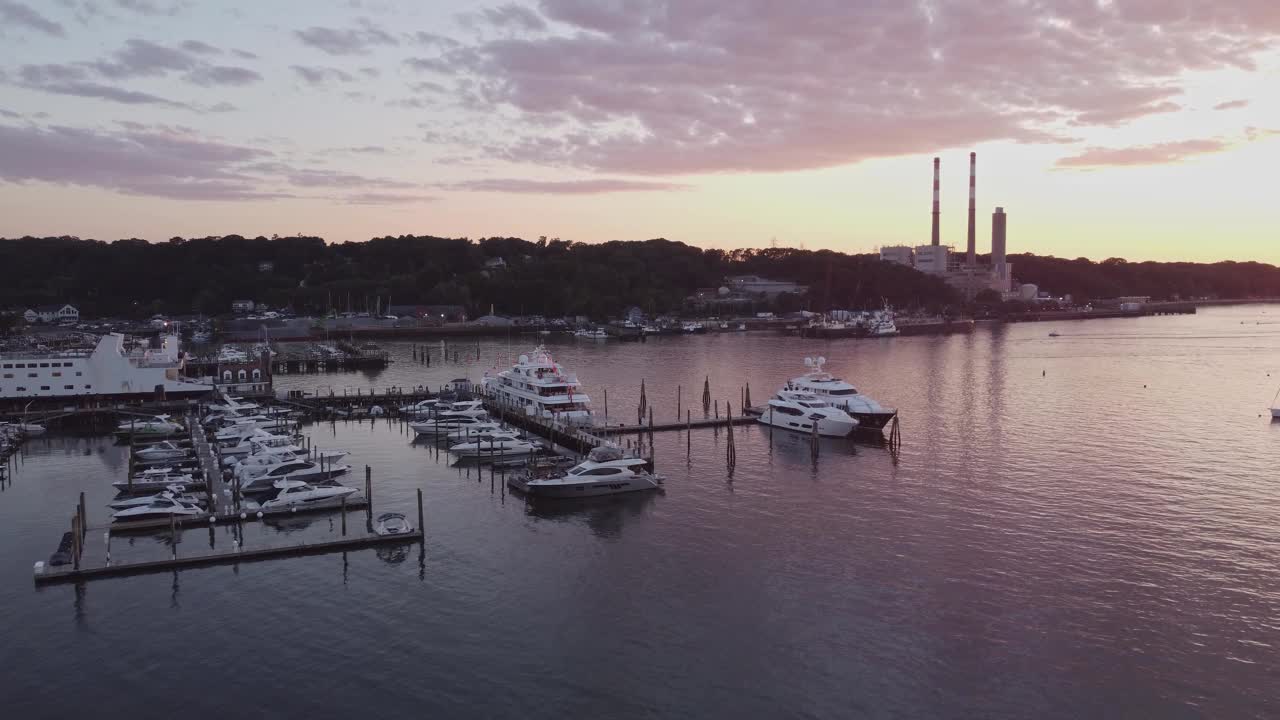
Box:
left=0, top=235, right=1275, bottom=320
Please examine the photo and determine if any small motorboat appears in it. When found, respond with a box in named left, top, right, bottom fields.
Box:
left=374, top=512, right=413, bottom=536
left=15, top=423, right=45, bottom=436
left=134, top=440, right=190, bottom=462
left=237, top=460, right=350, bottom=493
left=509, top=446, right=663, bottom=498
left=444, top=422, right=507, bottom=442
left=259, top=480, right=358, bottom=510
left=109, top=486, right=205, bottom=510
left=1049, top=332, right=1061, bottom=337
left=449, top=432, right=542, bottom=460
left=113, top=468, right=198, bottom=492
left=114, top=415, right=183, bottom=437
left=112, top=496, right=204, bottom=522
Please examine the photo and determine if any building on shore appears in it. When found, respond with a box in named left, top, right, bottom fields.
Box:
left=23, top=304, right=79, bottom=324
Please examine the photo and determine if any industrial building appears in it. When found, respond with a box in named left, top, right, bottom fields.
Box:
left=879, top=153, right=1014, bottom=299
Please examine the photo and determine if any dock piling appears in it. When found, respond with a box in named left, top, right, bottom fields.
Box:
left=416, top=488, right=424, bottom=533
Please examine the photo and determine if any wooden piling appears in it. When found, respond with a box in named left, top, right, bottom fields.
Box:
left=340, top=495, right=347, bottom=535
left=676, top=384, right=682, bottom=420
left=416, top=488, right=424, bottom=533
left=364, top=465, right=372, bottom=518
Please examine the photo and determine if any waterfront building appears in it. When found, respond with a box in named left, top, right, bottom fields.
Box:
left=23, top=304, right=79, bottom=324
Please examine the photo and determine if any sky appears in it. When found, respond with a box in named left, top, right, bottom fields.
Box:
left=0, top=0, right=1277, bottom=264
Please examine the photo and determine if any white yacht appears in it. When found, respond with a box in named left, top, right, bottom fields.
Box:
left=410, top=414, right=491, bottom=436
left=114, top=415, right=184, bottom=438
left=259, top=480, right=358, bottom=510
left=573, top=328, right=608, bottom=339
left=113, top=467, right=197, bottom=492
left=113, top=496, right=205, bottom=522
left=784, top=357, right=897, bottom=431
left=133, top=440, right=190, bottom=462
left=398, top=398, right=439, bottom=416
left=445, top=421, right=507, bottom=442
left=226, top=443, right=347, bottom=473
left=758, top=389, right=859, bottom=437
left=1, top=333, right=211, bottom=402
left=508, top=446, right=662, bottom=498
left=109, top=486, right=204, bottom=510
left=482, top=347, right=592, bottom=426
left=237, top=460, right=350, bottom=493
left=448, top=432, right=542, bottom=459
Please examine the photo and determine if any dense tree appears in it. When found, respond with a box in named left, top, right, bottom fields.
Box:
left=2, top=235, right=1272, bottom=320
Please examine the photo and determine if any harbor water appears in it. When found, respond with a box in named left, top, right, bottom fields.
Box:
left=2, top=305, right=1279, bottom=718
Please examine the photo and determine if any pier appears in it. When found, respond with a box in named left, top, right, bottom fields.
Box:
left=34, top=413, right=423, bottom=585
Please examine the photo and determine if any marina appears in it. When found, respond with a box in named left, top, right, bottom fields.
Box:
left=2, top=308, right=1279, bottom=718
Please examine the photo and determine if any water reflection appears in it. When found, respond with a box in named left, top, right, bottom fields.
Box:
left=521, top=490, right=660, bottom=539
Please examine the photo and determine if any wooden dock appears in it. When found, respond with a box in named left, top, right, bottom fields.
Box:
left=35, top=416, right=422, bottom=586
left=33, top=526, right=423, bottom=585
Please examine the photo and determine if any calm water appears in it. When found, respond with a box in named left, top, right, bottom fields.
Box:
left=3, top=306, right=1280, bottom=719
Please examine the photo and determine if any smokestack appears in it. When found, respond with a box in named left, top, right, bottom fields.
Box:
left=931, top=157, right=940, bottom=246
left=966, top=152, right=977, bottom=266
left=992, top=207, right=1007, bottom=280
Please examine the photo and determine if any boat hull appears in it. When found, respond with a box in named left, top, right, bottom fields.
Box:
left=849, top=411, right=896, bottom=431
left=508, top=475, right=659, bottom=498
left=757, top=413, right=857, bottom=438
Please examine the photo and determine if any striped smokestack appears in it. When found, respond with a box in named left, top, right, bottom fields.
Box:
left=966, top=151, right=977, bottom=266
left=931, top=157, right=940, bottom=246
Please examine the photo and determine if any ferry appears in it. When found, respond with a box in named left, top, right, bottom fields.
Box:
left=0, top=333, right=212, bottom=402
left=482, top=346, right=593, bottom=426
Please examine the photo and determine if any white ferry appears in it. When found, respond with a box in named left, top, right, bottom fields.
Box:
left=0, top=333, right=211, bottom=402
left=482, top=347, right=593, bottom=426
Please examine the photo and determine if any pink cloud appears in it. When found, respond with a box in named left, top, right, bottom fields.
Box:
left=1056, top=139, right=1230, bottom=168
left=426, top=0, right=1280, bottom=175
left=448, top=177, right=688, bottom=193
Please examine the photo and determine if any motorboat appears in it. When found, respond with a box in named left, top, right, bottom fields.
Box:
left=237, top=460, right=351, bottom=493
left=481, top=346, right=593, bottom=426
left=398, top=398, right=439, bottom=416
left=233, top=447, right=348, bottom=478
left=133, top=440, right=191, bottom=462
left=375, top=512, right=413, bottom=536
left=783, top=357, right=897, bottom=431
left=259, top=480, right=358, bottom=510
left=448, top=432, right=542, bottom=460
left=758, top=389, right=859, bottom=437
left=218, top=427, right=297, bottom=456
left=445, top=421, right=507, bottom=442
left=864, top=309, right=899, bottom=337
left=114, top=415, right=183, bottom=437
left=573, top=328, right=608, bottom=339
left=1048, top=331, right=1061, bottom=338
left=13, top=422, right=45, bottom=435
left=410, top=415, right=492, bottom=436
left=112, top=496, right=205, bottom=522
left=508, top=446, right=662, bottom=498
left=113, top=467, right=198, bottom=492
left=109, top=486, right=205, bottom=510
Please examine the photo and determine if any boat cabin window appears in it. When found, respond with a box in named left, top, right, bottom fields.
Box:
left=583, top=467, right=624, bottom=476
left=774, top=406, right=804, bottom=416
left=826, top=388, right=857, bottom=396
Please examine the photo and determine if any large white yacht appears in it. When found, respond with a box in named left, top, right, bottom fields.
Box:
left=0, top=333, right=210, bottom=402
left=785, top=357, right=897, bottom=431
left=508, top=445, right=661, bottom=498
left=482, top=347, right=592, bottom=426
left=758, top=389, right=859, bottom=437
left=448, top=431, right=542, bottom=459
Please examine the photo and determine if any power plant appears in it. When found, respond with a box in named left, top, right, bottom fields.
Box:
left=880, top=152, right=1014, bottom=299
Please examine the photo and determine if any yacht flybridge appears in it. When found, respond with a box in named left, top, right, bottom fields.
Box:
left=784, top=357, right=897, bottom=431
left=482, top=346, right=593, bottom=426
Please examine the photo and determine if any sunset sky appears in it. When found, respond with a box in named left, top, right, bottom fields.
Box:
left=0, top=0, right=1276, bottom=263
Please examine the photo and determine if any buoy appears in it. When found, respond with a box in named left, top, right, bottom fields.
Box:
left=256, top=511, right=263, bottom=518
left=209, top=516, right=216, bottom=523
left=239, top=512, right=246, bottom=520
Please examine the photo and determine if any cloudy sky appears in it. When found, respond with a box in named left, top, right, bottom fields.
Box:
left=0, top=0, right=1276, bottom=262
